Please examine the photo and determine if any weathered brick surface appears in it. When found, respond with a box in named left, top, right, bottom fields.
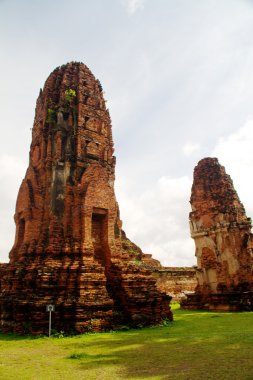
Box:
left=154, top=267, right=197, bottom=301
left=0, top=62, right=172, bottom=334
left=182, top=158, right=253, bottom=311
left=134, top=255, right=197, bottom=301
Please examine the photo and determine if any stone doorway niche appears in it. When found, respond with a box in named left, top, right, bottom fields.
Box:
left=92, top=208, right=109, bottom=267
left=17, top=218, right=25, bottom=248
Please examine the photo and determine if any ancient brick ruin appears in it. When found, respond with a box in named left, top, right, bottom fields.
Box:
left=182, top=158, right=253, bottom=311
left=125, top=252, right=197, bottom=301
left=0, top=62, right=172, bottom=334
left=154, top=267, right=197, bottom=301
left=133, top=253, right=197, bottom=301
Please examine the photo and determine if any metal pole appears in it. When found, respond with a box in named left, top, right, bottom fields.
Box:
left=49, top=310, right=52, bottom=337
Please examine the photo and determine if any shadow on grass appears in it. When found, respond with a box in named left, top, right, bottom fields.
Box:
left=0, top=308, right=253, bottom=379
left=0, top=332, right=41, bottom=341
left=67, top=352, right=112, bottom=360
left=62, top=309, right=253, bottom=379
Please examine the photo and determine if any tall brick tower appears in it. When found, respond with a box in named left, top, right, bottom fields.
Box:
left=0, top=62, right=172, bottom=334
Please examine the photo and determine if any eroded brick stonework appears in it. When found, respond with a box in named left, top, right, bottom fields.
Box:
left=0, top=62, right=172, bottom=334
left=182, top=158, right=253, bottom=311
left=154, top=267, right=197, bottom=301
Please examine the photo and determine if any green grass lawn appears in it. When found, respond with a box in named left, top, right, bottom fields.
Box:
left=0, top=304, right=252, bottom=380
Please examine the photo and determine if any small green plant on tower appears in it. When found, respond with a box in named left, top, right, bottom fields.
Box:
left=46, top=108, right=56, bottom=124
left=65, top=88, right=76, bottom=105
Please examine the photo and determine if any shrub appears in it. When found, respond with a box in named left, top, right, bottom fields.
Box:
left=65, top=88, right=76, bottom=105
left=46, top=108, right=56, bottom=124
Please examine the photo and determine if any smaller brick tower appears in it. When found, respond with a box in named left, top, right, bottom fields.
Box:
left=182, top=157, right=253, bottom=311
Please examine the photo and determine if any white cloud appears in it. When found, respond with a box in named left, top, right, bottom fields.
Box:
left=2, top=0, right=253, bottom=269
left=212, top=119, right=253, bottom=218
left=182, top=142, right=200, bottom=156
left=115, top=118, right=253, bottom=268
left=0, top=155, right=26, bottom=262
left=115, top=175, right=195, bottom=267
left=122, top=0, right=146, bottom=14
left=0, top=155, right=26, bottom=201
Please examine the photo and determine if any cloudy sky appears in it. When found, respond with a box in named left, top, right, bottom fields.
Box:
left=1, top=0, right=253, bottom=266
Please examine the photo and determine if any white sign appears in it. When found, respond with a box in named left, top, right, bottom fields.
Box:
left=46, top=304, right=55, bottom=312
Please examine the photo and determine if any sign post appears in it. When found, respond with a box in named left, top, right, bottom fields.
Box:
left=46, top=304, right=55, bottom=337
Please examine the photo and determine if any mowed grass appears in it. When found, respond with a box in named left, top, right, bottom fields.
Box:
left=0, top=304, right=252, bottom=380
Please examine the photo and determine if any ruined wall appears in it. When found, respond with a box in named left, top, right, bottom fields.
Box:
left=182, top=157, right=253, bottom=311
left=0, top=62, right=172, bottom=334
left=154, top=267, right=197, bottom=301
left=136, top=256, right=197, bottom=301
left=120, top=248, right=197, bottom=302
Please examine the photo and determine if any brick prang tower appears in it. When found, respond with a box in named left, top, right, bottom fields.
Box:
left=182, top=157, right=253, bottom=311
left=0, top=62, right=172, bottom=334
